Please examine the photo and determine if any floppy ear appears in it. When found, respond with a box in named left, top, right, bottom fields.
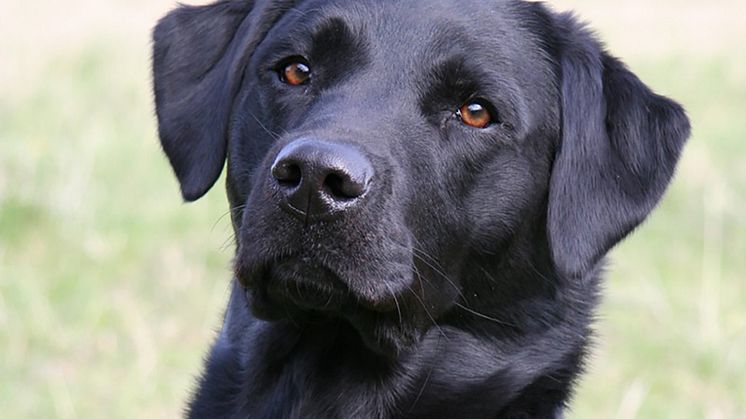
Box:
left=547, top=15, right=690, bottom=278
left=152, top=0, right=293, bottom=201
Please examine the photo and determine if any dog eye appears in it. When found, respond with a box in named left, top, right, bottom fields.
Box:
left=457, top=100, right=493, bottom=129
left=279, top=58, right=311, bottom=86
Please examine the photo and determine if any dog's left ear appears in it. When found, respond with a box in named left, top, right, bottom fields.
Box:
left=548, top=15, right=690, bottom=279
left=152, top=0, right=294, bottom=201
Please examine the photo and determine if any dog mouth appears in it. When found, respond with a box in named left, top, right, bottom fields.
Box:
left=263, top=258, right=352, bottom=314
left=236, top=255, right=424, bottom=356
left=238, top=256, right=402, bottom=319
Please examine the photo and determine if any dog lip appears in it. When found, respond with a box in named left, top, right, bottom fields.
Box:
left=235, top=260, right=266, bottom=289
left=262, top=259, right=356, bottom=314
left=238, top=256, right=419, bottom=355
left=238, top=256, right=405, bottom=315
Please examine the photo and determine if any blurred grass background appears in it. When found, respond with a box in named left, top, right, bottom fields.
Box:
left=0, top=0, right=744, bottom=417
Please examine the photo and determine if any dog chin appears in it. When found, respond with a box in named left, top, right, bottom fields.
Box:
left=238, top=257, right=423, bottom=357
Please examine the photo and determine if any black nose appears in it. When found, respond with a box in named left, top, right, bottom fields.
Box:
left=270, top=139, right=374, bottom=221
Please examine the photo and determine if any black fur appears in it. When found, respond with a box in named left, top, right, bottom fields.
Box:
left=151, top=1, right=689, bottom=418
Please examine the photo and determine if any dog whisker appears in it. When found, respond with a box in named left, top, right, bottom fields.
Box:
left=411, top=249, right=464, bottom=300
left=407, top=272, right=447, bottom=341
left=219, top=232, right=239, bottom=253
left=383, top=281, right=403, bottom=328
left=409, top=247, right=518, bottom=328
left=212, top=204, right=247, bottom=232
left=246, top=110, right=284, bottom=140
left=453, top=302, right=518, bottom=328
left=408, top=333, right=441, bottom=412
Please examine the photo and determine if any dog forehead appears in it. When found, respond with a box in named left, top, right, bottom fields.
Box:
left=278, top=0, right=556, bottom=109
left=291, top=0, right=539, bottom=55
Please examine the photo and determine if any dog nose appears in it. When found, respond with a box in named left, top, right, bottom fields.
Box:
left=270, top=139, right=374, bottom=220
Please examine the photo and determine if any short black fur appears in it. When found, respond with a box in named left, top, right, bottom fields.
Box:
left=151, top=1, right=689, bottom=418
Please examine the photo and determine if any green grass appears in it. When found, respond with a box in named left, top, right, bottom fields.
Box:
left=1, top=1, right=744, bottom=417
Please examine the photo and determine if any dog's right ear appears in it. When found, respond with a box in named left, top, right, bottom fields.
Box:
left=152, top=0, right=293, bottom=201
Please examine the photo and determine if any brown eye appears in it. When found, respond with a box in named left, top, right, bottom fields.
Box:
left=280, top=60, right=311, bottom=86
left=457, top=100, right=493, bottom=128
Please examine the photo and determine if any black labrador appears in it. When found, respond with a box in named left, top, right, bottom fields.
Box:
left=152, top=1, right=689, bottom=417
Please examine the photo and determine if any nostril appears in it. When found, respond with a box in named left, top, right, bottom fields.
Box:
left=323, top=171, right=366, bottom=200
left=270, top=139, right=374, bottom=220
left=272, top=162, right=302, bottom=188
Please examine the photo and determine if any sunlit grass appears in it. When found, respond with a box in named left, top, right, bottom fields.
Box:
left=1, top=1, right=744, bottom=418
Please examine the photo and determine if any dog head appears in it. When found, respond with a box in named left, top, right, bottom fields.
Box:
left=153, top=0, right=688, bottom=356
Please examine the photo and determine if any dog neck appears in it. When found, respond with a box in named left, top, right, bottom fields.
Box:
left=188, top=274, right=587, bottom=418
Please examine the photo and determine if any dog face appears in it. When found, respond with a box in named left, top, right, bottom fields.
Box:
left=153, top=0, right=689, bottom=356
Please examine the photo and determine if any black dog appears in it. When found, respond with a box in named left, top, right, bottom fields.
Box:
left=152, top=1, right=689, bottom=417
